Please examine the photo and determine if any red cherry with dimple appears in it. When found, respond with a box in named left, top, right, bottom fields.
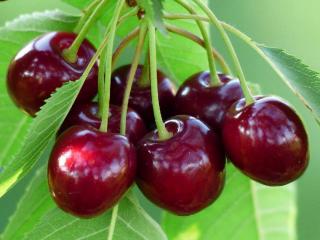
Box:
left=7, top=32, right=98, bottom=116
left=175, top=71, right=243, bottom=131
left=222, top=96, right=309, bottom=186
left=60, top=102, right=147, bottom=144
left=48, top=125, right=136, bottom=218
left=136, top=115, right=225, bottom=215
left=111, top=65, right=176, bottom=126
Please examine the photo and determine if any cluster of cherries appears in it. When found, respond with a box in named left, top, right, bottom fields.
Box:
left=6, top=31, right=309, bottom=218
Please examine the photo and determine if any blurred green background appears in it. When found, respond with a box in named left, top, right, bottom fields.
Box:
left=0, top=0, right=319, bottom=239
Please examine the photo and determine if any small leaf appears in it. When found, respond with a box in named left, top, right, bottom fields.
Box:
left=162, top=164, right=297, bottom=240
left=0, top=79, right=84, bottom=198
left=259, top=46, right=320, bottom=124
left=2, top=167, right=167, bottom=240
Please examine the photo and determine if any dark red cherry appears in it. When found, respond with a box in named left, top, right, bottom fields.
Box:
left=48, top=125, right=136, bottom=218
left=7, top=32, right=98, bottom=116
left=175, top=71, right=243, bottom=131
left=222, top=96, right=309, bottom=186
left=60, top=102, right=147, bottom=144
left=111, top=65, right=176, bottom=126
left=136, top=115, right=225, bottom=215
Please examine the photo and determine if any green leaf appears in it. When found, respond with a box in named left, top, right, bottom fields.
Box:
left=259, top=46, right=320, bottom=124
left=2, top=167, right=167, bottom=240
left=0, top=80, right=84, bottom=198
left=156, top=1, right=209, bottom=84
left=0, top=10, right=78, bottom=168
left=162, top=164, right=296, bottom=240
left=1, top=167, right=55, bottom=240
left=0, top=10, right=81, bottom=197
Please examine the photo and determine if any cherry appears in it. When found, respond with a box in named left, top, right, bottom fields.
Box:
left=111, top=65, right=176, bottom=126
left=7, top=32, right=98, bottom=116
left=222, top=96, right=309, bottom=186
left=175, top=71, right=243, bottom=131
left=48, top=125, right=136, bottom=218
left=136, top=115, right=225, bottom=215
left=60, top=102, right=147, bottom=144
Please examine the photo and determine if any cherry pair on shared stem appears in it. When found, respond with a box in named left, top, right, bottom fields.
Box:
left=7, top=32, right=98, bottom=116
left=175, top=70, right=309, bottom=186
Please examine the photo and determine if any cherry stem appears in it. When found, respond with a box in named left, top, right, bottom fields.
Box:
left=98, top=9, right=136, bottom=118
left=138, top=50, right=151, bottom=87
left=100, top=0, right=126, bottom=132
left=148, top=20, right=172, bottom=140
left=63, top=0, right=109, bottom=63
left=175, top=0, right=220, bottom=86
left=165, top=23, right=231, bottom=74
left=192, top=0, right=255, bottom=105
left=98, top=47, right=107, bottom=118
left=107, top=204, right=119, bottom=240
left=120, top=22, right=148, bottom=136
left=74, top=0, right=100, bottom=33
left=112, top=27, right=140, bottom=66
left=221, top=22, right=280, bottom=81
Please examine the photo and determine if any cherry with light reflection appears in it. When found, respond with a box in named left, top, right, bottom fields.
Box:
left=111, top=64, right=176, bottom=126
left=7, top=32, right=98, bottom=116
left=175, top=71, right=243, bottom=132
left=222, top=96, right=309, bottom=186
left=48, top=125, right=136, bottom=218
left=136, top=115, right=226, bottom=215
left=59, top=102, right=147, bottom=144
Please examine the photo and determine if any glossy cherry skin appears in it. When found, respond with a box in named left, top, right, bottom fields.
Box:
left=136, top=115, right=226, bottom=215
left=222, top=96, right=309, bottom=186
left=7, top=32, right=98, bottom=116
left=60, top=102, right=147, bottom=144
left=111, top=64, right=176, bottom=125
left=175, top=71, right=243, bottom=131
left=48, top=125, right=136, bottom=218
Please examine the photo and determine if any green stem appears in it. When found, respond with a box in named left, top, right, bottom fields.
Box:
left=221, top=22, right=278, bottom=75
left=98, top=47, right=107, bottom=117
left=112, top=27, right=140, bottom=66
left=176, top=0, right=220, bottom=85
left=100, top=0, right=126, bottom=132
left=97, top=8, right=135, bottom=118
left=107, top=204, right=119, bottom=240
left=138, top=50, right=151, bottom=87
left=165, top=23, right=231, bottom=74
left=148, top=20, right=172, bottom=140
left=192, top=0, right=255, bottom=105
left=68, top=26, right=113, bottom=107
left=63, top=0, right=109, bottom=63
left=120, top=22, right=148, bottom=136
left=74, top=0, right=100, bottom=33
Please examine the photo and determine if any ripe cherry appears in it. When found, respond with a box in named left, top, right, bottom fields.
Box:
left=111, top=65, right=176, bottom=126
left=7, top=32, right=98, bottom=116
left=60, top=102, right=147, bottom=144
left=48, top=125, right=136, bottom=218
left=175, top=71, right=243, bottom=131
left=222, top=96, right=309, bottom=186
left=136, top=115, right=225, bottom=215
